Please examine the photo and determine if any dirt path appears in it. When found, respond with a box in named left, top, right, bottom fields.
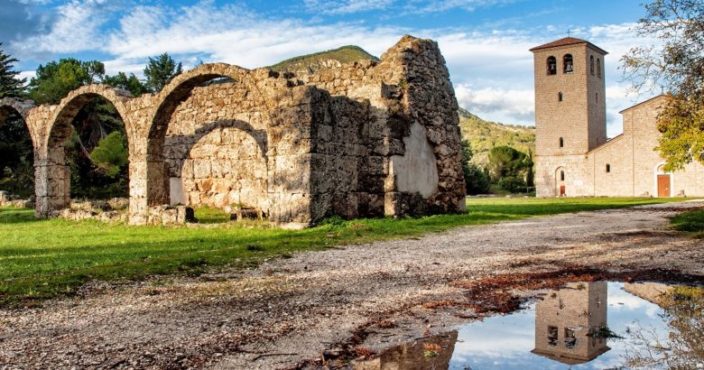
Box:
left=1, top=201, right=704, bottom=369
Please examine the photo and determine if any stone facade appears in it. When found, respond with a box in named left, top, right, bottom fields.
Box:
left=532, top=38, right=704, bottom=198
left=0, top=35, right=466, bottom=227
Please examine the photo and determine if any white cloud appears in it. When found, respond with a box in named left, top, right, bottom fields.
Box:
left=7, top=0, right=662, bottom=133
left=455, top=83, right=534, bottom=123
left=10, top=0, right=112, bottom=56
left=304, top=0, right=395, bottom=14
left=404, top=0, right=516, bottom=13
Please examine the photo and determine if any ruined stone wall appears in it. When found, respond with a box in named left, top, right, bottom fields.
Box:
left=164, top=82, right=269, bottom=213
left=0, top=35, right=466, bottom=227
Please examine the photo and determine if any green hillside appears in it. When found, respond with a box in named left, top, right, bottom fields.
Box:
left=458, top=108, right=535, bottom=167
left=269, top=45, right=378, bottom=72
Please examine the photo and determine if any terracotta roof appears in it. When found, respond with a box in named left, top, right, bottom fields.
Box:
left=530, top=37, right=608, bottom=55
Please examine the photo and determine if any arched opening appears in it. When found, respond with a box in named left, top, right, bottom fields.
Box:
left=547, top=56, right=557, bottom=75
left=0, top=106, right=33, bottom=199
left=590, top=55, right=595, bottom=75
left=147, top=69, right=269, bottom=222
left=563, top=54, right=574, bottom=74
left=555, top=167, right=566, bottom=197
left=47, top=93, right=130, bottom=211
left=596, top=58, right=602, bottom=78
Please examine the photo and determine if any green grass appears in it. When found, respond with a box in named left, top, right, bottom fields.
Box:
left=0, top=197, right=683, bottom=305
left=670, top=208, right=704, bottom=236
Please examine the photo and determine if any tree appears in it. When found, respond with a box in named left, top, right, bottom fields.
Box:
left=0, top=43, right=25, bottom=98
left=460, top=140, right=490, bottom=195
left=103, top=72, right=148, bottom=97
left=27, top=59, right=99, bottom=104
left=487, top=146, right=533, bottom=193
left=622, top=0, right=704, bottom=171
left=144, top=53, right=182, bottom=93
left=90, top=131, right=128, bottom=177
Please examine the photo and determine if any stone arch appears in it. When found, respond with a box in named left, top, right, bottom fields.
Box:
left=43, top=85, right=133, bottom=211
left=145, top=63, right=265, bottom=207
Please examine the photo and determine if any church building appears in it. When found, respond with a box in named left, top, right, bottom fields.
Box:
left=531, top=37, right=704, bottom=198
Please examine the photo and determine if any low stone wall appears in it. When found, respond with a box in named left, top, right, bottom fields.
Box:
left=0, top=191, right=33, bottom=208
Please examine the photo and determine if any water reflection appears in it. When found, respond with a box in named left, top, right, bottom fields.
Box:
left=531, top=282, right=609, bottom=365
left=353, top=281, right=704, bottom=370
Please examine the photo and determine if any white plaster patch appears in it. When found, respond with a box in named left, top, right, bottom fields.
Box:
left=390, top=122, right=439, bottom=198
left=169, top=177, right=186, bottom=206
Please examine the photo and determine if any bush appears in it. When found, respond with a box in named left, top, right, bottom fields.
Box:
left=465, top=164, right=491, bottom=195
left=498, top=176, right=529, bottom=193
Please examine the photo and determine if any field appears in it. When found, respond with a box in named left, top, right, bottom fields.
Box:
left=0, top=197, right=684, bottom=305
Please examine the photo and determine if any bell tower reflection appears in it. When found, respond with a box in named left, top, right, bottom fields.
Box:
left=531, top=281, right=610, bottom=364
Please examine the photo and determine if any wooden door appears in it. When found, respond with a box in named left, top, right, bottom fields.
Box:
left=657, top=175, right=671, bottom=197
left=559, top=185, right=566, bottom=196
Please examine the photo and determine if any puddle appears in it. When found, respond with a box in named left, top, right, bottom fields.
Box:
left=354, top=281, right=704, bottom=369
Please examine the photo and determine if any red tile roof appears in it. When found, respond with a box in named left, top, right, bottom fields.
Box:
left=530, top=37, right=608, bottom=55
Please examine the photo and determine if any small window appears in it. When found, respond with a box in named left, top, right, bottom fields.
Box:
left=558, top=92, right=563, bottom=102
left=565, top=328, right=577, bottom=348
left=590, top=55, right=595, bottom=75
left=606, top=164, right=611, bottom=173
left=559, top=137, right=564, bottom=148
left=597, top=58, right=602, bottom=78
left=563, top=54, right=574, bottom=73
left=548, top=326, right=558, bottom=346
left=547, top=56, right=557, bottom=75
left=560, top=171, right=565, bottom=181
left=596, top=92, right=599, bottom=103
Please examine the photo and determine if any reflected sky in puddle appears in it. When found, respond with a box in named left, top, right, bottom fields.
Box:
left=355, top=282, right=704, bottom=370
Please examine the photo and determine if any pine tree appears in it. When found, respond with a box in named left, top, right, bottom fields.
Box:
left=144, top=53, right=182, bottom=93
left=0, top=43, right=26, bottom=98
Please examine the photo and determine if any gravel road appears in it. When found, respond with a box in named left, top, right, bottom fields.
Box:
left=1, top=201, right=703, bottom=369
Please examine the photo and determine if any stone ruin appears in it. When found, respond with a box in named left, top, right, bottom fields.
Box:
left=0, top=35, right=466, bottom=228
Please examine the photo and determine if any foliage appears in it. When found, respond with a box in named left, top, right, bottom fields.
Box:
left=270, top=45, right=378, bottom=72
left=0, top=43, right=25, bottom=98
left=458, top=109, right=535, bottom=168
left=497, top=176, right=529, bottom=193
left=487, top=146, right=534, bottom=193
left=0, top=197, right=682, bottom=305
left=27, top=58, right=101, bottom=104
left=144, top=53, right=182, bottom=93
left=622, top=0, right=704, bottom=170
left=89, top=131, right=128, bottom=177
left=461, top=140, right=490, bottom=194
left=0, top=112, right=33, bottom=197
left=624, top=286, right=704, bottom=369
left=103, top=72, right=148, bottom=97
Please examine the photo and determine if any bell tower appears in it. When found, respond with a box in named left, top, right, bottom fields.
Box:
left=531, top=37, right=608, bottom=157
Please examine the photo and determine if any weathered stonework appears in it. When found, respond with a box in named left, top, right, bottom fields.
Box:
left=0, top=35, right=466, bottom=227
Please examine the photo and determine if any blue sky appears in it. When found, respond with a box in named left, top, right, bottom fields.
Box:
left=1, top=0, right=655, bottom=135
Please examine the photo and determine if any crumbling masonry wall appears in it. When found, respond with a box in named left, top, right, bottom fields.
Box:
left=0, top=35, right=465, bottom=227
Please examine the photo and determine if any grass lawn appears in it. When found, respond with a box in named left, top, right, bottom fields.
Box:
left=670, top=208, right=704, bottom=237
left=0, top=197, right=684, bottom=305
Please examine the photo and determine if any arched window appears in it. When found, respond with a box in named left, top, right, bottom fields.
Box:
left=560, top=171, right=565, bottom=181
left=590, top=56, right=595, bottom=75
left=596, top=58, right=601, bottom=78
left=606, top=164, right=611, bottom=173
left=563, top=54, right=574, bottom=73
left=547, top=56, right=557, bottom=75
left=559, top=137, right=564, bottom=148
left=558, top=92, right=563, bottom=102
